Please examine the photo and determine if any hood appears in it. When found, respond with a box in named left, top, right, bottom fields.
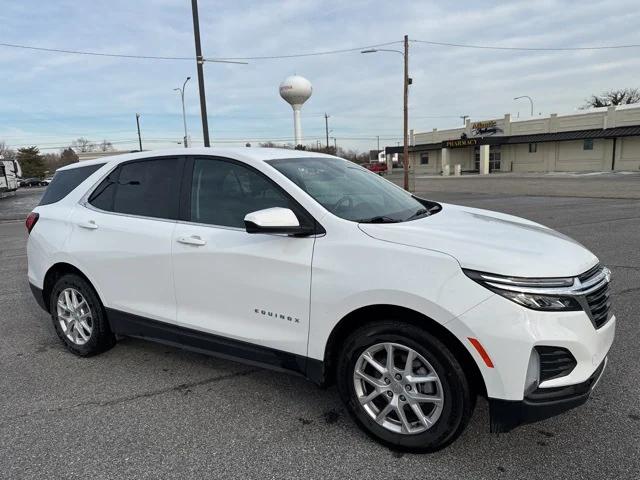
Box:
left=358, top=203, right=598, bottom=278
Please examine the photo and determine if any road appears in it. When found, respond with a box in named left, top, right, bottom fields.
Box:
left=0, top=187, right=45, bottom=222
left=1, top=181, right=639, bottom=479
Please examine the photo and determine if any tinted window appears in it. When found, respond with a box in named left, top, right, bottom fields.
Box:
left=191, top=158, right=293, bottom=228
left=268, top=157, right=425, bottom=223
left=39, top=163, right=105, bottom=206
left=89, top=158, right=181, bottom=220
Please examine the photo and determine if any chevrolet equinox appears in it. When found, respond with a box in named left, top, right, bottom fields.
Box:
left=27, top=148, right=615, bottom=451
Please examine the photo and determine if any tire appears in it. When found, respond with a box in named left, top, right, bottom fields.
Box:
left=49, top=273, right=116, bottom=356
left=336, top=320, right=474, bottom=452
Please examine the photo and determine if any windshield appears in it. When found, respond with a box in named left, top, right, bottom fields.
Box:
left=267, top=157, right=430, bottom=223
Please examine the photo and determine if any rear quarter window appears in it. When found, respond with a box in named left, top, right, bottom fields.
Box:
left=39, top=163, right=105, bottom=206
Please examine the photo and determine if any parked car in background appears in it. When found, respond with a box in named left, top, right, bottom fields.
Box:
left=26, top=148, right=614, bottom=452
left=363, top=162, right=387, bottom=174
left=40, top=177, right=54, bottom=186
left=20, top=177, right=44, bottom=187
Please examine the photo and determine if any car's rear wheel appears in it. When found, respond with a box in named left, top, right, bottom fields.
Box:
left=337, top=320, right=474, bottom=452
left=49, top=274, right=115, bottom=356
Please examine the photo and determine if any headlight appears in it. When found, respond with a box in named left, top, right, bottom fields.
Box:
left=463, top=269, right=582, bottom=311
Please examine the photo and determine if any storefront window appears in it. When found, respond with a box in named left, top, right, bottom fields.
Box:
left=528, top=143, right=537, bottom=153
left=474, top=146, right=502, bottom=172
left=420, top=152, right=429, bottom=165
left=583, top=139, right=594, bottom=150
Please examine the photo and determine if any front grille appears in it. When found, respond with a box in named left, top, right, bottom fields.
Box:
left=536, top=346, right=577, bottom=382
left=578, top=264, right=612, bottom=329
left=585, top=282, right=611, bottom=328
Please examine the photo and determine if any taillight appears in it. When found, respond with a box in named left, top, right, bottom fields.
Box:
left=25, top=212, right=39, bottom=234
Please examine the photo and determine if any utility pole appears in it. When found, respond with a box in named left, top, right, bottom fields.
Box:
left=403, top=34, right=410, bottom=191
left=460, top=115, right=469, bottom=125
left=360, top=36, right=411, bottom=190
left=324, top=113, right=330, bottom=149
left=377, top=135, right=380, bottom=152
left=191, top=0, right=210, bottom=147
left=333, top=137, right=337, bottom=153
left=174, top=77, right=191, bottom=148
left=135, top=113, right=142, bottom=151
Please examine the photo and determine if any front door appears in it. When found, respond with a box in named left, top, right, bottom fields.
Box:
left=171, top=156, right=315, bottom=357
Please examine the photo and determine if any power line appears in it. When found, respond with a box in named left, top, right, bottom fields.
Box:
left=2, top=37, right=640, bottom=64
left=410, top=39, right=640, bottom=51
left=0, top=41, right=403, bottom=61
left=0, top=42, right=192, bottom=60
left=207, top=41, right=402, bottom=60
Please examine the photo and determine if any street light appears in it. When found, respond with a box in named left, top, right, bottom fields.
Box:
left=514, top=96, right=534, bottom=117
left=362, top=35, right=411, bottom=191
left=174, top=77, right=191, bottom=148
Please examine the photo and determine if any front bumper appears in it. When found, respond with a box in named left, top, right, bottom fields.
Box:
left=446, top=293, right=615, bottom=401
left=489, top=357, right=607, bottom=433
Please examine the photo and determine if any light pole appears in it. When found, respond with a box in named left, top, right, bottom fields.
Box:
left=135, top=113, right=142, bottom=151
left=362, top=35, right=411, bottom=191
left=514, top=96, right=534, bottom=117
left=174, top=77, right=191, bottom=148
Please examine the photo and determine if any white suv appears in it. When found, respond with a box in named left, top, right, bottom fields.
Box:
left=27, top=148, right=615, bottom=451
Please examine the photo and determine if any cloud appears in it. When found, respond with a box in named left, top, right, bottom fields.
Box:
left=0, top=0, right=638, bottom=151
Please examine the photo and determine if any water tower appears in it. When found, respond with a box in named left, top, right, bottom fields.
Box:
left=279, top=75, right=312, bottom=146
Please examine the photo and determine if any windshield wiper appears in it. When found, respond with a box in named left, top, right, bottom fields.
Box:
left=405, top=208, right=430, bottom=221
left=356, top=216, right=400, bottom=224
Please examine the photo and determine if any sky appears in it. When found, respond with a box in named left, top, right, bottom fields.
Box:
left=1, top=0, right=639, bottom=153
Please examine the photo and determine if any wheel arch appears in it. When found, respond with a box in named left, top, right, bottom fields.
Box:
left=321, top=304, right=487, bottom=397
left=42, top=262, right=100, bottom=313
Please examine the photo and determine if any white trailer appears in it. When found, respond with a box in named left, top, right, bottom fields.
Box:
left=0, top=157, right=21, bottom=198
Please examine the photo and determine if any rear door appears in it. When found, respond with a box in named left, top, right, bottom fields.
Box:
left=68, top=156, right=184, bottom=323
left=171, top=156, right=315, bottom=357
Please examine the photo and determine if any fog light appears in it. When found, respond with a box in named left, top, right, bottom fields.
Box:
left=524, top=349, right=540, bottom=394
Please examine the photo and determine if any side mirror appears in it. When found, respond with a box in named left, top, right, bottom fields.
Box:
left=244, top=207, right=313, bottom=235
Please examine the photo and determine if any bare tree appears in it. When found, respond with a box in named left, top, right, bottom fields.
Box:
left=98, top=140, right=114, bottom=152
left=0, top=141, right=16, bottom=161
left=71, top=137, right=96, bottom=153
left=582, top=88, right=640, bottom=108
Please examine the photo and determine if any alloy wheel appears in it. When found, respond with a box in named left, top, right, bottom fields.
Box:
left=353, top=342, right=444, bottom=435
left=56, top=288, right=93, bottom=346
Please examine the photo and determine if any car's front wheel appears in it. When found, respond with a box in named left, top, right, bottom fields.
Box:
left=49, top=274, right=115, bottom=356
left=337, top=320, right=474, bottom=452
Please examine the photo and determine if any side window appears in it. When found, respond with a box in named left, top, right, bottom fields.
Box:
left=39, top=163, right=105, bottom=206
left=89, top=158, right=181, bottom=220
left=190, top=158, right=294, bottom=228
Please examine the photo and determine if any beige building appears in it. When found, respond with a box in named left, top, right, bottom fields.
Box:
left=77, top=150, right=132, bottom=162
left=386, top=104, right=640, bottom=174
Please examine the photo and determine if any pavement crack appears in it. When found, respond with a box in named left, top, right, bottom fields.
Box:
left=560, top=215, right=640, bottom=228
left=616, top=286, right=640, bottom=296
left=3, top=368, right=257, bottom=422
left=608, top=264, right=640, bottom=272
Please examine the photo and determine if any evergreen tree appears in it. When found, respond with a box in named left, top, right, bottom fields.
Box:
left=17, top=146, right=45, bottom=178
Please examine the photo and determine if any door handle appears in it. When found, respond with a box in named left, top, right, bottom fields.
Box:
left=177, top=235, right=207, bottom=246
left=78, top=220, right=98, bottom=230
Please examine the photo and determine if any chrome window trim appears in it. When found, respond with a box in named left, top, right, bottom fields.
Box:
left=81, top=200, right=179, bottom=225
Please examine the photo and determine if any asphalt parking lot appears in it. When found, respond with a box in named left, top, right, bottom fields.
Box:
left=1, top=177, right=639, bottom=479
